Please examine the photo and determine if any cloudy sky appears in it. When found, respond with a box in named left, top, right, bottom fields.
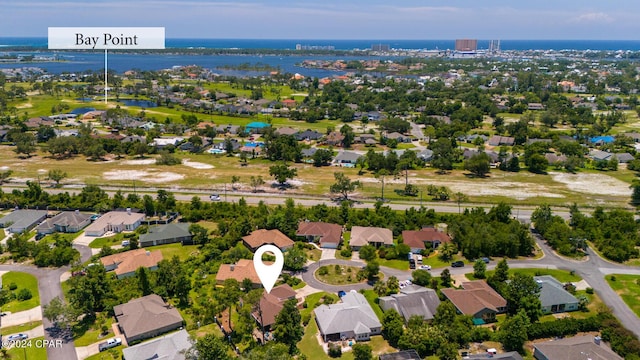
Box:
left=1, top=0, right=639, bottom=39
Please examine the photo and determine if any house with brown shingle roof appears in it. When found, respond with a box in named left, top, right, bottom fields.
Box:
left=349, top=226, right=393, bottom=250
left=216, top=259, right=262, bottom=287
left=402, top=227, right=451, bottom=253
left=325, top=131, right=345, bottom=146
left=296, top=221, right=343, bottom=249
left=114, top=294, right=184, bottom=344
left=100, top=249, right=163, bottom=279
left=488, top=135, right=515, bottom=146
left=251, top=284, right=297, bottom=331
left=242, top=229, right=295, bottom=252
left=441, top=280, right=506, bottom=323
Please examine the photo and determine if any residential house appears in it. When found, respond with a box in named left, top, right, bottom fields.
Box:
left=25, top=116, right=54, bottom=128
left=85, top=210, right=145, bottom=237
left=526, top=138, right=552, bottom=145
left=488, top=135, right=515, bottom=146
left=0, top=210, right=48, bottom=234
left=589, top=136, right=615, bottom=146
left=301, top=148, right=317, bottom=158
left=252, top=284, right=297, bottom=331
left=589, top=149, right=612, bottom=162
left=36, top=210, right=92, bottom=234
left=378, top=350, right=422, bottom=360
left=527, top=103, right=545, bottom=110
left=467, top=352, right=523, bottom=360
left=295, top=130, right=323, bottom=141
left=139, top=223, right=193, bottom=247
left=615, top=152, right=635, bottom=163
left=246, top=121, right=271, bottom=133
left=151, top=137, right=184, bottom=149
left=326, top=131, right=345, bottom=146
left=100, top=249, right=163, bottom=279
left=385, top=132, right=411, bottom=143
left=441, top=280, right=507, bottom=323
left=296, top=221, right=343, bottom=249
left=379, top=285, right=441, bottom=322
left=355, top=133, right=376, bottom=144
left=281, top=99, right=297, bottom=108
left=216, top=259, right=261, bottom=287
left=533, top=335, right=622, bottom=360
left=349, top=226, right=393, bottom=250
left=418, top=149, right=434, bottom=162
left=275, top=127, right=298, bottom=136
left=122, top=329, right=191, bottom=360
left=333, top=151, right=362, bottom=167
left=114, top=294, right=184, bottom=344
left=314, top=290, right=382, bottom=342
left=401, top=227, right=451, bottom=253
left=624, top=132, right=640, bottom=143
left=545, top=153, right=567, bottom=165
left=242, top=229, right=295, bottom=252
left=534, top=275, right=579, bottom=314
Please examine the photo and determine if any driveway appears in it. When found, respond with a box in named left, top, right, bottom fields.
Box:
left=4, top=324, right=45, bottom=342
left=1, top=307, right=42, bottom=327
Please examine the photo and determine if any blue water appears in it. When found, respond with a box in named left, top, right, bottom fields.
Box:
left=120, top=99, right=158, bottom=108
left=3, top=37, right=640, bottom=51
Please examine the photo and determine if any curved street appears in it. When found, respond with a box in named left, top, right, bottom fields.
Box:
left=301, top=234, right=640, bottom=338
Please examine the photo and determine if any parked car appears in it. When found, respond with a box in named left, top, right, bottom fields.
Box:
left=481, top=257, right=490, bottom=264
left=121, top=240, right=130, bottom=247
left=451, top=261, right=464, bottom=268
left=409, top=259, right=416, bottom=269
left=210, top=194, right=221, bottom=201
left=99, top=338, right=122, bottom=352
left=420, top=265, right=431, bottom=270
left=7, top=334, right=28, bottom=341
left=35, top=233, right=46, bottom=241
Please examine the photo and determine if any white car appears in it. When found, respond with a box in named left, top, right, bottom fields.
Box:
left=7, top=334, right=28, bottom=341
left=420, top=265, right=431, bottom=270
left=99, top=338, right=122, bottom=352
left=210, top=194, right=221, bottom=201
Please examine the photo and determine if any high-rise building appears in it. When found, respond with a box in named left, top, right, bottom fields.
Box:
left=371, top=43, right=390, bottom=51
left=489, top=40, right=501, bottom=53
left=455, top=39, right=478, bottom=52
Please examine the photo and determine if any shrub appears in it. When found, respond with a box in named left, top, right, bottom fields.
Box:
left=318, top=266, right=329, bottom=276
left=8, top=282, right=17, bottom=291
left=328, top=343, right=342, bottom=358
left=586, top=287, right=594, bottom=294
left=610, top=275, right=617, bottom=282
left=334, top=264, right=341, bottom=274
left=302, top=313, right=311, bottom=326
left=340, top=248, right=352, bottom=258
left=17, top=288, right=32, bottom=301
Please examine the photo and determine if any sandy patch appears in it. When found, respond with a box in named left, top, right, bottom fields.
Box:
left=183, top=160, right=214, bottom=169
left=103, top=170, right=184, bottom=183
left=120, top=158, right=156, bottom=165
left=360, top=177, right=563, bottom=200
left=16, top=103, right=32, bottom=109
left=0, top=166, right=9, bottom=171
left=551, top=172, right=631, bottom=196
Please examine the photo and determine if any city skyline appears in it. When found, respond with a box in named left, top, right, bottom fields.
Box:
left=1, top=0, right=639, bottom=40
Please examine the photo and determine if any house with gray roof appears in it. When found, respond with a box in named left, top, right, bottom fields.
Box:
left=533, top=335, right=622, bottom=360
left=0, top=210, right=48, bottom=234
left=379, top=285, right=440, bottom=322
left=36, top=210, right=92, bottom=234
left=615, top=152, right=635, bottom=163
left=589, top=149, right=612, bottom=162
left=114, top=294, right=184, bottom=344
left=122, top=329, right=191, bottom=360
left=467, top=352, right=523, bottom=360
left=333, top=151, right=363, bottom=167
left=534, top=275, right=579, bottom=314
left=385, top=132, right=411, bottom=143
left=139, top=223, right=193, bottom=247
left=314, top=290, right=382, bottom=342
left=295, top=130, right=323, bottom=141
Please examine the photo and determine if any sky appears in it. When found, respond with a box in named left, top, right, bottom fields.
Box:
left=1, top=0, right=640, bottom=40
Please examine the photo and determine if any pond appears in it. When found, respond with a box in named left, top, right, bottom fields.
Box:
left=119, top=99, right=158, bottom=108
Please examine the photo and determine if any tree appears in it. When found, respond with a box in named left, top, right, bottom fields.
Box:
left=312, top=148, right=333, bottom=167
left=340, top=124, right=355, bottom=148
left=43, top=296, right=75, bottom=329
left=631, top=181, right=640, bottom=206
left=329, top=172, right=361, bottom=201
left=0, top=170, right=12, bottom=185
left=352, top=344, right=373, bottom=360
left=464, top=152, right=491, bottom=177
left=272, top=299, right=303, bottom=354
left=412, top=269, right=432, bottom=286
left=505, top=273, right=542, bottom=322
left=382, top=309, right=404, bottom=347
left=136, top=266, right=153, bottom=296
left=373, top=281, right=388, bottom=296
left=438, top=242, right=457, bottom=261
left=453, top=192, right=468, bottom=214
left=283, top=245, right=307, bottom=271
left=430, top=137, right=455, bottom=173
left=488, top=259, right=509, bottom=293
left=362, top=260, right=380, bottom=281
left=526, top=153, right=548, bottom=174
left=189, top=223, right=209, bottom=245
left=473, top=259, right=487, bottom=279
left=14, top=133, right=36, bottom=158
left=47, top=169, right=67, bottom=187
left=440, top=268, right=452, bottom=287
left=250, top=175, right=265, bottom=193
left=230, top=175, right=240, bottom=190
left=217, top=279, right=242, bottom=332
left=358, top=244, right=377, bottom=262
left=507, top=156, right=521, bottom=172
left=187, top=334, right=231, bottom=360
left=499, top=310, right=530, bottom=353
left=386, top=276, right=400, bottom=294
left=269, top=163, right=297, bottom=186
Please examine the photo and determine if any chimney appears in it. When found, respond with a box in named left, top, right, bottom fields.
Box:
left=594, top=336, right=601, bottom=345
left=126, top=207, right=131, bottom=215
left=230, top=264, right=235, bottom=271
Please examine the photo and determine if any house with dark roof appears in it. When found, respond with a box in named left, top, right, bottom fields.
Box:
left=0, top=210, right=48, bottom=234
left=100, top=249, right=164, bottom=279
left=533, top=335, right=622, bottom=360
left=315, top=290, right=382, bottom=342
left=36, top=211, right=92, bottom=234
left=301, top=148, right=318, bottom=158
left=216, top=259, right=262, bottom=287
left=467, top=352, right=523, bottom=360
left=326, top=131, right=345, bottom=146
left=441, top=280, right=507, bottom=323
left=385, top=132, right=411, bottom=143
left=349, top=226, right=393, bottom=250
left=401, top=227, right=451, bottom=253
left=295, top=130, right=323, bottom=141
left=378, top=350, right=422, bottom=360
left=488, top=135, right=515, bottom=146
left=122, top=329, right=191, bottom=360
left=333, top=151, right=363, bottom=167
left=242, top=229, right=294, bottom=252
left=252, top=284, right=297, bottom=331
left=114, top=294, right=184, bottom=344
left=139, top=223, right=192, bottom=247
left=615, top=152, right=635, bottom=163
left=589, top=149, right=612, bottom=162
left=379, top=285, right=440, bottom=322
left=296, top=221, right=343, bottom=249
left=534, top=276, right=579, bottom=314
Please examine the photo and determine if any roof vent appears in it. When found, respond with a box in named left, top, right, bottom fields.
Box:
left=230, top=264, right=235, bottom=271
left=594, top=336, right=601, bottom=345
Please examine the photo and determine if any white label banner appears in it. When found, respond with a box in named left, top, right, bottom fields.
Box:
left=48, top=27, right=165, bottom=50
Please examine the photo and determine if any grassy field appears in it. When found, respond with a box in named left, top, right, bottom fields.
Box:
left=146, top=243, right=200, bottom=261
left=1, top=272, right=40, bottom=313
left=316, top=265, right=364, bottom=285
left=378, top=259, right=409, bottom=271
left=89, top=233, right=126, bottom=248
left=606, top=274, right=640, bottom=317
left=305, top=247, right=322, bottom=262
left=0, top=229, right=5, bottom=239
left=72, top=313, right=116, bottom=347
left=362, top=289, right=385, bottom=320
left=84, top=346, right=124, bottom=360
left=299, top=315, right=354, bottom=360
left=0, top=321, right=42, bottom=336
left=6, top=336, right=48, bottom=360
left=470, top=268, right=582, bottom=283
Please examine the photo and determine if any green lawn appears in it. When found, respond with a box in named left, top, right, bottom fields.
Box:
left=73, top=314, right=116, bottom=347
left=89, top=233, right=126, bottom=248
left=292, top=281, right=307, bottom=290
left=38, top=231, right=83, bottom=243
left=335, top=234, right=352, bottom=260
left=305, top=247, right=322, bottom=262
left=466, top=268, right=582, bottom=283
left=145, top=243, right=200, bottom=261
left=6, top=336, right=48, bottom=360
left=362, top=290, right=384, bottom=320
left=0, top=229, right=5, bottom=239
left=606, top=274, right=640, bottom=318
left=0, top=321, right=42, bottom=336
left=299, top=315, right=354, bottom=360
left=84, top=346, right=124, bottom=360
left=301, top=292, right=340, bottom=319
left=378, top=259, right=409, bottom=271
left=196, top=221, right=218, bottom=233
left=316, top=265, right=364, bottom=286
left=1, top=272, right=40, bottom=313
left=421, top=252, right=464, bottom=269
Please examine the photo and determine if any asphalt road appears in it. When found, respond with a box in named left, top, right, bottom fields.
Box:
left=0, top=244, right=91, bottom=360
left=301, top=234, right=640, bottom=338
